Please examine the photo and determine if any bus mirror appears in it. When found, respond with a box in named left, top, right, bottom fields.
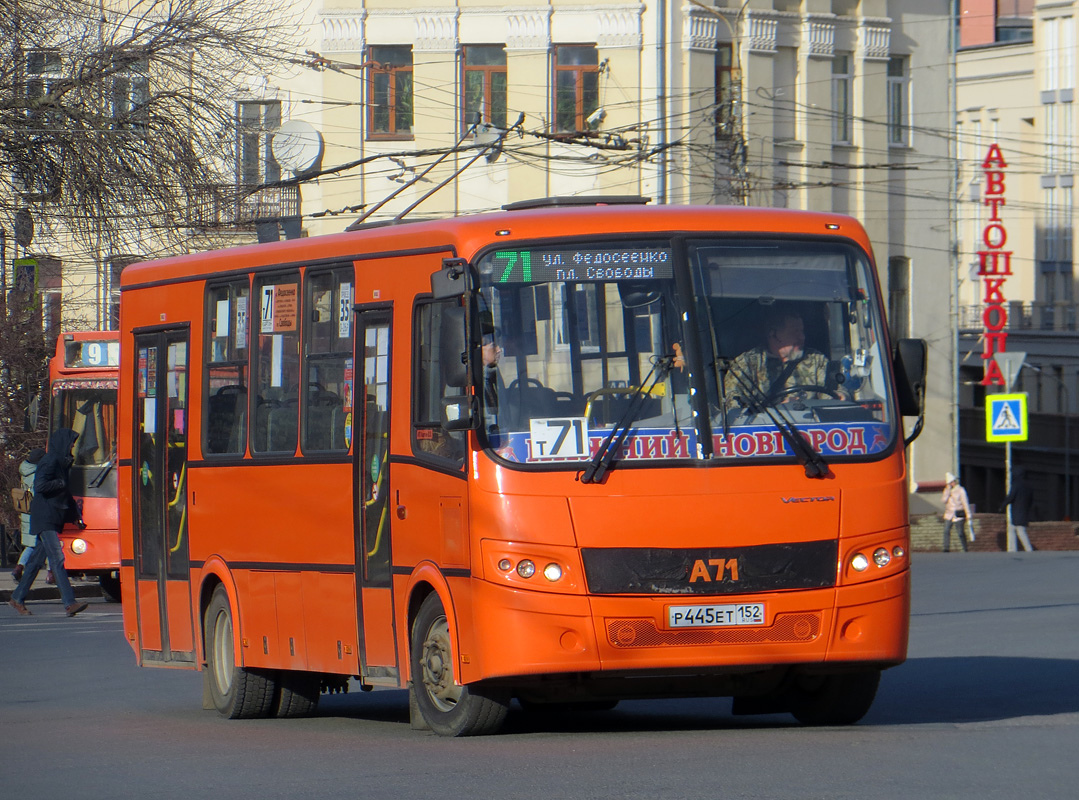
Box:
left=441, top=395, right=474, bottom=431
left=432, top=258, right=468, bottom=299
left=893, top=338, right=927, bottom=445
left=440, top=306, right=469, bottom=388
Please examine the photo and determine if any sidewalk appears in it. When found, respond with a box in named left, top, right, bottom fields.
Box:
left=0, top=566, right=102, bottom=603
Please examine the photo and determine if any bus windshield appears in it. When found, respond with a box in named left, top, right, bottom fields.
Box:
left=51, top=384, right=118, bottom=492
left=474, top=237, right=894, bottom=466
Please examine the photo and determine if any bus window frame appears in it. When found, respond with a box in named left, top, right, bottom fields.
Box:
left=251, top=270, right=303, bottom=458
left=301, top=264, right=354, bottom=456
left=411, top=295, right=468, bottom=471
left=202, top=277, right=252, bottom=459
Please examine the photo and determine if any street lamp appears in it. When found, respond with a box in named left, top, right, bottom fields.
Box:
left=1025, top=363, right=1071, bottom=520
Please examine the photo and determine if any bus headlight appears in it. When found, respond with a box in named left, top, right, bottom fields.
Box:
left=542, top=563, right=563, bottom=582
left=850, top=553, right=870, bottom=572
left=873, top=547, right=891, bottom=567
left=71, top=538, right=88, bottom=555
left=516, top=560, right=536, bottom=578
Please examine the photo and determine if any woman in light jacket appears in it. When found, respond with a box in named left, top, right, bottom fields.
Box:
left=942, top=471, right=973, bottom=553
left=11, top=447, right=46, bottom=581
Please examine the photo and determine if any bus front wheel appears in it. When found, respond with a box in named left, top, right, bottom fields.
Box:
left=410, top=593, right=509, bottom=736
left=789, top=669, right=881, bottom=726
left=204, top=585, right=275, bottom=719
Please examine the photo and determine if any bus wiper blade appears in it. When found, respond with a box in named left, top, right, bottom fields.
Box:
left=89, top=460, right=114, bottom=488
left=725, top=366, right=829, bottom=479
left=581, top=356, right=674, bottom=484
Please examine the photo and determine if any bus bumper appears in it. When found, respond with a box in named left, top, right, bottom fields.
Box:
left=467, top=569, right=908, bottom=684
left=58, top=529, right=120, bottom=574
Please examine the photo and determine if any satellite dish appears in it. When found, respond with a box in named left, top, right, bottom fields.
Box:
left=272, top=120, right=324, bottom=174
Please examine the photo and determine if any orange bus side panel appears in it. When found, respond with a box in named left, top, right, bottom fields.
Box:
left=136, top=579, right=163, bottom=653
left=361, top=586, right=397, bottom=670
left=275, top=572, right=308, bottom=670
left=236, top=571, right=280, bottom=668
left=166, top=580, right=195, bottom=653
left=121, top=566, right=138, bottom=655
left=302, top=572, right=360, bottom=674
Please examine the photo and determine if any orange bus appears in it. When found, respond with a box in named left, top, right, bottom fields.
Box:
left=50, top=330, right=121, bottom=602
left=118, top=199, right=926, bottom=735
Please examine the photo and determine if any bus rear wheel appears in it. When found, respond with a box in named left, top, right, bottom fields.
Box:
left=273, top=671, right=321, bottom=718
left=410, top=593, right=509, bottom=736
left=788, top=669, right=881, bottom=726
left=204, top=585, right=275, bottom=719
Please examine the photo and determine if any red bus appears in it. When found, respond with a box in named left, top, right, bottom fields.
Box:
left=50, top=331, right=121, bottom=601
left=118, top=199, right=926, bottom=735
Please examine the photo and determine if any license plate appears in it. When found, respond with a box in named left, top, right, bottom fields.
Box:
left=667, top=603, right=765, bottom=628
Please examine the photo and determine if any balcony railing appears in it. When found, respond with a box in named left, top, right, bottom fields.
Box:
left=960, top=301, right=1079, bottom=332
left=185, top=184, right=300, bottom=229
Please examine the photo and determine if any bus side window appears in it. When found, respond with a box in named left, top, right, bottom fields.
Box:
left=252, top=274, right=301, bottom=455
left=302, top=267, right=353, bottom=453
left=413, top=297, right=465, bottom=465
left=204, top=279, right=250, bottom=457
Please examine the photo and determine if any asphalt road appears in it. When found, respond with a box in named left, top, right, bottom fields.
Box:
left=2, top=552, right=1076, bottom=799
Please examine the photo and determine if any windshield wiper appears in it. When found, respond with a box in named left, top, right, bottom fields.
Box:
left=581, top=356, right=674, bottom=484
left=88, top=460, right=114, bottom=488
left=724, top=365, right=829, bottom=479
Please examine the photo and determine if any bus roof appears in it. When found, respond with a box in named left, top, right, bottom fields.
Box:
left=120, top=204, right=873, bottom=290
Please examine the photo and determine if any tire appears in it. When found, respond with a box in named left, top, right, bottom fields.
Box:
left=410, top=593, right=509, bottom=736
left=204, top=586, right=275, bottom=719
left=99, top=575, right=122, bottom=603
left=789, top=669, right=881, bottom=726
left=273, top=671, right=321, bottom=718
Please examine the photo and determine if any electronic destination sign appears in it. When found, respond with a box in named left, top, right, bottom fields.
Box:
left=486, top=245, right=674, bottom=284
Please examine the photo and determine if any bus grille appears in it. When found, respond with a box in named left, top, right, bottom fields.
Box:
left=605, top=612, right=820, bottom=648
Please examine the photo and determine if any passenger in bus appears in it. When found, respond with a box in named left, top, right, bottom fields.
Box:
left=723, top=304, right=844, bottom=414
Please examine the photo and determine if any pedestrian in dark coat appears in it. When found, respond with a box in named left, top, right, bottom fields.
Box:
left=7, top=428, right=89, bottom=616
left=999, top=467, right=1035, bottom=551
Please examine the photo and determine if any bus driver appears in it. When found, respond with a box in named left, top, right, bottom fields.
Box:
left=723, top=304, right=845, bottom=414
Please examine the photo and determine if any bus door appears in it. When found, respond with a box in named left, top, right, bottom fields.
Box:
left=354, top=308, right=398, bottom=682
left=132, top=329, right=195, bottom=665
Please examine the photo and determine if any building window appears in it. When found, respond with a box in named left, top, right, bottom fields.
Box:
left=832, top=53, right=852, bottom=144
left=368, top=45, right=413, bottom=138
left=25, top=49, right=61, bottom=103
left=887, top=56, right=909, bottom=146
left=715, top=42, right=735, bottom=139
left=19, top=50, right=63, bottom=200
left=554, top=45, right=600, bottom=133
left=237, top=101, right=281, bottom=186
left=111, top=52, right=150, bottom=130
left=463, top=45, right=507, bottom=129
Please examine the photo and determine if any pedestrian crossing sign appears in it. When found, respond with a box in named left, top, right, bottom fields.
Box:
left=985, top=393, right=1028, bottom=442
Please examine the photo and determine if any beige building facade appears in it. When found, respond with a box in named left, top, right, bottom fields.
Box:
left=956, top=4, right=1079, bottom=517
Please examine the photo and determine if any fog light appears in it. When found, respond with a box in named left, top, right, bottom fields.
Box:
left=497, top=558, right=513, bottom=571
left=893, top=545, right=906, bottom=559
left=542, top=563, right=563, bottom=582
left=71, top=538, right=87, bottom=555
left=516, top=559, right=536, bottom=578
left=851, top=553, right=869, bottom=572
left=873, top=547, right=891, bottom=567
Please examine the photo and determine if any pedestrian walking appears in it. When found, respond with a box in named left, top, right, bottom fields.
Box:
left=942, top=471, right=972, bottom=552
left=999, top=467, right=1036, bottom=551
left=7, top=428, right=89, bottom=617
left=11, top=447, right=47, bottom=582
